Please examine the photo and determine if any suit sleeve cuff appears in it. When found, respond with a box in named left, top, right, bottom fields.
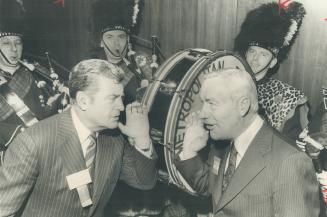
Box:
left=134, top=140, right=155, bottom=159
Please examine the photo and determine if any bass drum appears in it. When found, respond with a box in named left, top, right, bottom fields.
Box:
left=142, top=49, right=252, bottom=195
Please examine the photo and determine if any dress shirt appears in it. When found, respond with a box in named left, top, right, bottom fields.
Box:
left=71, top=107, right=153, bottom=159
left=71, top=108, right=98, bottom=158
left=225, top=114, right=264, bottom=171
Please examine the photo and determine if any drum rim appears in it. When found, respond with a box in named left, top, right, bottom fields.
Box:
left=141, top=48, right=213, bottom=110
left=142, top=49, right=211, bottom=194
left=163, top=55, right=210, bottom=195
left=142, top=50, right=191, bottom=110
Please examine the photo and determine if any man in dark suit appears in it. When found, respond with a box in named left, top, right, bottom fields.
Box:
left=175, top=68, right=321, bottom=217
left=0, top=59, right=157, bottom=217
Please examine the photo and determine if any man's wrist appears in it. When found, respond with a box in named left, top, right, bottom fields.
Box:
left=179, top=150, right=197, bottom=161
left=134, top=139, right=154, bottom=159
left=134, top=136, right=152, bottom=150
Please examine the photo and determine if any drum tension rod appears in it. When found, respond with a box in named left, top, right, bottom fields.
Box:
left=176, top=89, right=187, bottom=96
left=157, top=141, right=174, bottom=152
left=153, top=79, right=188, bottom=96
left=157, top=141, right=183, bottom=155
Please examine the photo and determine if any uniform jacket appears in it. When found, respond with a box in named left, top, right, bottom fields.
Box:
left=0, top=66, right=61, bottom=148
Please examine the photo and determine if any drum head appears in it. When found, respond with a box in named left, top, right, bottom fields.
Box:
left=164, top=50, right=253, bottom=195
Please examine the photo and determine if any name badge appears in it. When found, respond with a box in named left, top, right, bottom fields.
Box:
left=212, top=156, right=221, bottom=175
left=66, top=169, right=93, bottom=207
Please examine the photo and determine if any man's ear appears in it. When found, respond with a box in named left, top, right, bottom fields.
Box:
left=239, top=96, right=251, bottom=117
left=100, top=40, right=104, bottom=48
left=75, top=91, right=90, bottom=111
left=269, top=57, right=277, bottom=69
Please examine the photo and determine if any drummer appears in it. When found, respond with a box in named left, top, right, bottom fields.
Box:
left=234, top=1, right=308, bottom=141
left=0, top=0, right=67, bottom=156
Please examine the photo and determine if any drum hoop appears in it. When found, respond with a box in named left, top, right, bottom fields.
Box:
left=209, top=50, right=255, bottom=83
left=164, top=51, right=251, bottom=195
left=141, top=49, right=212, bottom=109
left=142, top=50, right=191, bottom=109
left=163, top=56, right=210, bottom=194
left=141, top=49, right=210, bottom=193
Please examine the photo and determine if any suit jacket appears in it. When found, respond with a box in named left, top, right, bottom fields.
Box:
left=175, top=122, right=321, bottom=217
left=0, top=109, right=157, bottom=217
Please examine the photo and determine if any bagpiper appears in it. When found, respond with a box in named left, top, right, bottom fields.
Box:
left=234, top=1, right=307, bottom=141
left=0, top=0, right=68, bottom=159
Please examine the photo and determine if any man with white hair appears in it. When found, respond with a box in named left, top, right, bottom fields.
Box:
left=175, top=68, right=321, bottom=217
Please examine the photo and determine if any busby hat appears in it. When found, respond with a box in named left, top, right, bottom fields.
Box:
left=0, top=0, right=26, bottom=38
left=234, top=1, right=306, bottom=63
left=91, top=0, right=143, bottom=38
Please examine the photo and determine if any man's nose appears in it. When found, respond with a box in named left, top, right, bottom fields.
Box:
left=114, top=38, right=121, bottom=48
left=199, top=106, right=207, bottom=119
left=117, top=98, right=124, bottom=111
left=252, top=52, right=259, bottom=61
left=11, top=42, right=18, bottom=51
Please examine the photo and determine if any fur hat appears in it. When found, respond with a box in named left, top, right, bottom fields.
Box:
left=0, top=0, right=26, bottom=37
left=234, top=1, right=306, bottom=63
left=91, top=0, right=144, bottom=39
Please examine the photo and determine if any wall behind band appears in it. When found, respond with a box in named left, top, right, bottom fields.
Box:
left=22, top=0, right=327, bottom=112
left=138, top=0, right=327, bottom=112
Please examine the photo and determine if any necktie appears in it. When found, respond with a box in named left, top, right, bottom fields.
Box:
left=222, top=142, right=238, bottom=193
left=84, top=134, right=97, bottom=168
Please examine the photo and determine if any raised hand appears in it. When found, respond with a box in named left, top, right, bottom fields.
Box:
left=181, top=111, right=209, bottom=160
left=118, top=102, right=151, bottom=150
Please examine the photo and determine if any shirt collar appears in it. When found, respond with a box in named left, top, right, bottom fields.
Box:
left=234, top=114, right=264, bottom=158
left=71, top=107, right=94, bottom=145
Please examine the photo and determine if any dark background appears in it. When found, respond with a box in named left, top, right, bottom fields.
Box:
left=21, top=0, right=92, bottom=79
left=5, top=0, right=327, bottom=111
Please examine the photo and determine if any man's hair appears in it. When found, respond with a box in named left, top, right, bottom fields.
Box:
left=205, top=68, right=259, bottom=112
left=68, top=59, right=124, bottom=99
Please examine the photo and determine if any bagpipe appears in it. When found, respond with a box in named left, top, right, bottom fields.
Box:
left=123, top=35, right=164, bottom=83
left=19, top=52, right=70, bottom=111
left=0, top=52, right=70, bottom=162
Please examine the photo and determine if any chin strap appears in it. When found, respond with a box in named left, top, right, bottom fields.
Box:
left=253, top=55, right=275, bottom=79
left=0, top=48, right=17, bottom=67
left=102, top=38, right=128, bottom=59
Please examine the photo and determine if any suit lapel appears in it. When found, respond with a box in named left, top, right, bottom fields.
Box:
left=215, top=123, right=272, bottom=212
left=58, top=110, right=86, bottom=176
left=88, top=132, right=122, bottom=216
left=58, top=110, right=122, bottom=216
